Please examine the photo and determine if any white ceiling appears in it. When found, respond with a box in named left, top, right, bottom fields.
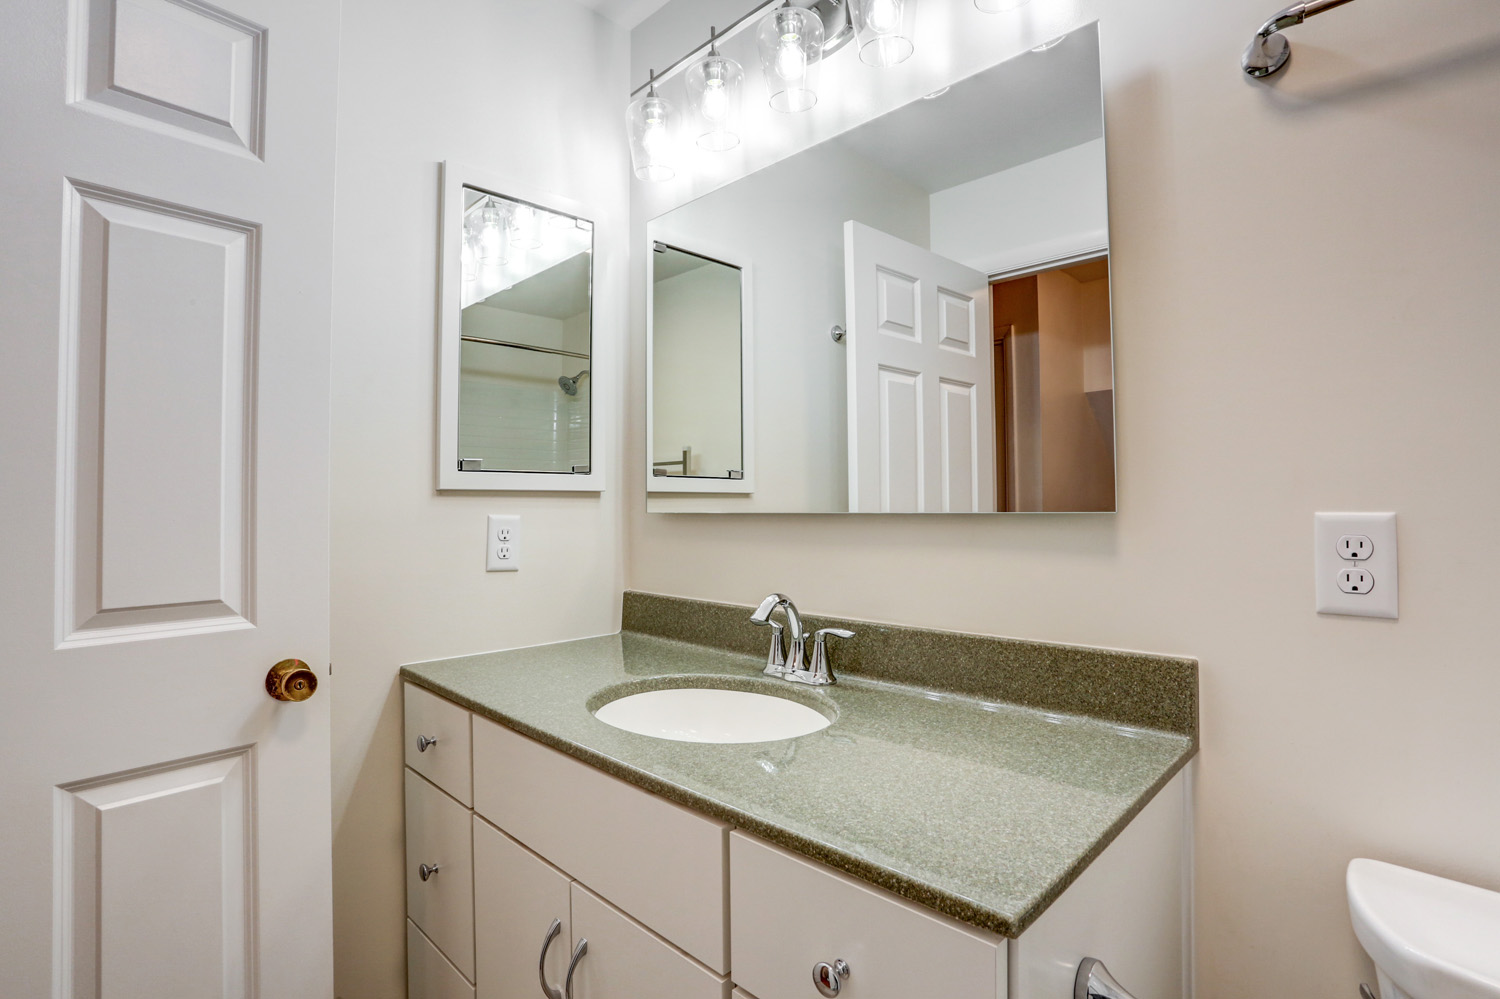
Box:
left=574, top=0, right=672, bottom=29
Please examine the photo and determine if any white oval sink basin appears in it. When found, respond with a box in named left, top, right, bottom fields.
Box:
left=593, top=687, right=831, bottom=744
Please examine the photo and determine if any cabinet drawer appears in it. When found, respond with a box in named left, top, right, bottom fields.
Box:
left=472, top=717, right=729, bottom=973
left=730, top=833, right=1006, bottom=999
left=474, top=816, right=573, bottom=999
left=405, top=683, right=473, bottom=805
left=569, top=883, right=730, bottom=999
left=408, top=920, right=475, bottom=999
left=406, top=769, right=475, bottom=981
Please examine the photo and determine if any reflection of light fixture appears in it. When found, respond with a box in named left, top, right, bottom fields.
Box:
left=687, top=28, right=744, bottom=151
left=626, top=71, right=676, bottom=182
left=1031, top=34, right=1066, bottom=51
left=757, top=6, right=824, bottom=112
left=508, top=204, right=543, bottom=249
left=476, top=201, right=508, bottom=264
left=974, top=0, right=1029, bottom=12
left=923, top=86, right=950, bottom=99
left=850, top=0, right=917, bottom=67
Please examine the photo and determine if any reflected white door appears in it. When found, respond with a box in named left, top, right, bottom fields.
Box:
left=844, top=222, right=995, bottom=513
left=0, top=1, right=340, bottom=997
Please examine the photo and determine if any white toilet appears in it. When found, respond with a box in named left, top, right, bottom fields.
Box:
left=1347, top=858, right=1500, bottom=999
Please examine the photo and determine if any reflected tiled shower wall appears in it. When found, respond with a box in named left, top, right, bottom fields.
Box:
left=458, top=373, right=590, bottom=472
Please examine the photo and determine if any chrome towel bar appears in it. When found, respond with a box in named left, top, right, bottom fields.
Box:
left=1244, top=0, right=1362, bottom=77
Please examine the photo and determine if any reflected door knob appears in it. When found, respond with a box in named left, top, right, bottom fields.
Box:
left=266, top=660, right=318, bottom=702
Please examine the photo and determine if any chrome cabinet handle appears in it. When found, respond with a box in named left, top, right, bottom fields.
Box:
left=1075, top=958, right=1140, bottom=999
left=812, top=959, right=850, bottom=997
left=563, top=938, right=588, bottom=999
left=538, top=919, right=563, bottom=999
left=418, top=863, right=440, bottom=882
left=416, top=734, right=438, bottom=752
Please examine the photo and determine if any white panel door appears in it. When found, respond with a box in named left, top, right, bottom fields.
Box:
left=845, top=221, right=995, bottom=513
left=0, top=1, right=340, bottom=996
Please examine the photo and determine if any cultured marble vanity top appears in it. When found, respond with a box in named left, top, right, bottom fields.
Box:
left=401, top=592, right=1198, bottom=938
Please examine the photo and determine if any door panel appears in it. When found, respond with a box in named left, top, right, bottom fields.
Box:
left=56, top=749, right=253, bottom=999
left=845, top=221, right=995, bottom=513
left=0, top=0, right=340, bottom=995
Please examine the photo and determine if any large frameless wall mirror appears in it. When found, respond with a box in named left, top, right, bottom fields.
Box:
left=438, top=162, right=602, bottom=491
left=646, top=22, right=1113, bottom=513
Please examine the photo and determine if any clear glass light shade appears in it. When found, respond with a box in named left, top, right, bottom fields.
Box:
left=850, top=0, right=917, bottom=67
left=974, top=0, right=1029, bottom=10
left=474, top=201, right=509, bottom=265
left=508, top=203, right=544, bottom=249
left=757, top=7, right=824, bottom=113
left=626, top=89, right=677, bottom=182
left=686, top=51, right=744, bottom=151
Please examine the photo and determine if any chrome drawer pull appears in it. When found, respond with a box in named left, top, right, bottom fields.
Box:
left=418, top=863, right=439, bottom=882
left=538, top=919, right=563, bottom=999
left=813, top=959, right=850, bottom=997
left=416, top=734, right=438, bottom=752
left=564, top=938, right=588, bottom=999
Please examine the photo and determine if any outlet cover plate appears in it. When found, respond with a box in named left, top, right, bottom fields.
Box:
left=1315, top=513, right=1396, bottom=619
left=486, top=514, right=520, bottom=572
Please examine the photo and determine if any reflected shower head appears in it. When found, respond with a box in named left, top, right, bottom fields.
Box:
left=558, top=369, right=590, bottom=396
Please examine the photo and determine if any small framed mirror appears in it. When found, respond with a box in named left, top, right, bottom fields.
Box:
left=646, top=233, right=754, bottom=494
left=437, top=161, right=602, bottom=491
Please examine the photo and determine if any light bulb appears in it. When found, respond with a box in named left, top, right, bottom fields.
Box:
left=867, top=0, right=901, bottom=33
left=701, top=81, right=729, bottom=122
left=776, top=36, right=807, bottom=81
left=642, top=118, right=669, bottom=158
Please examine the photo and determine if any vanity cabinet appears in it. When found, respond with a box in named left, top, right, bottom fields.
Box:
left=405, top=682, right=1191, bottom=999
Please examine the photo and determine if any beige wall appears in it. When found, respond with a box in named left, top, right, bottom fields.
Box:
left=628, top=2, right=1500, bottom=998
left=329, top=2, right=628, bottom=997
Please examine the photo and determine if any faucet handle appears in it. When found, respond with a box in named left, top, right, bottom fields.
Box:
left=793, top=628, right=854, bottom=686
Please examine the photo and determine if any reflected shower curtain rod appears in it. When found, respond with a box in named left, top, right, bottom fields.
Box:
left=460, top=335, right=590, bottom=361
left=1243, top=0, right=1362, bottom=77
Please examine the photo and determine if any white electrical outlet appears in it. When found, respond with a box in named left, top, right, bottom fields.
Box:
left=1315, top=513, right=1397, bottom=619
left=486, top=514, right=520, bottom=572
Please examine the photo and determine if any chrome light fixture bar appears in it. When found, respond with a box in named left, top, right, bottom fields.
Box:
left=1243, top=0, right=1361, bottom=78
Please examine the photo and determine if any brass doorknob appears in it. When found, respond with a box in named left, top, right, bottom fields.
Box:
left=266, top=659, right=318, bottom=702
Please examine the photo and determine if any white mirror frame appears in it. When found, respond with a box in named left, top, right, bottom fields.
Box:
left=645, top=225, right=755, bottom=495
left=437, top=160, right=604, bottom=492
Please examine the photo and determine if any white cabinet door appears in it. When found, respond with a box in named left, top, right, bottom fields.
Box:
left=567, top=884, right=731, bottom=999
left=845, top=221, right=995, bottom=512
left=0, top=1, right=340, bottom=996
left=474, top=816, right=574, bottom=999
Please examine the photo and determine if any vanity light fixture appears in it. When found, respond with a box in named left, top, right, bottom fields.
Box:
left=757, top=5, right=825, bottom=112
left=849, top=0, right=917, bottom=67
left=687, top=28, right=745, bottom=150
left=626, top=70, right=677, bottom=182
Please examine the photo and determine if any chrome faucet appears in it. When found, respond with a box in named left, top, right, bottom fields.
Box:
left=750, top=593, right=805, bottom=676
left=749, top=595, right=854, bottom=686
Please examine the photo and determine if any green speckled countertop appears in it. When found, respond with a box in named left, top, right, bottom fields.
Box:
left=402, top=608, right=1196, bottom=938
